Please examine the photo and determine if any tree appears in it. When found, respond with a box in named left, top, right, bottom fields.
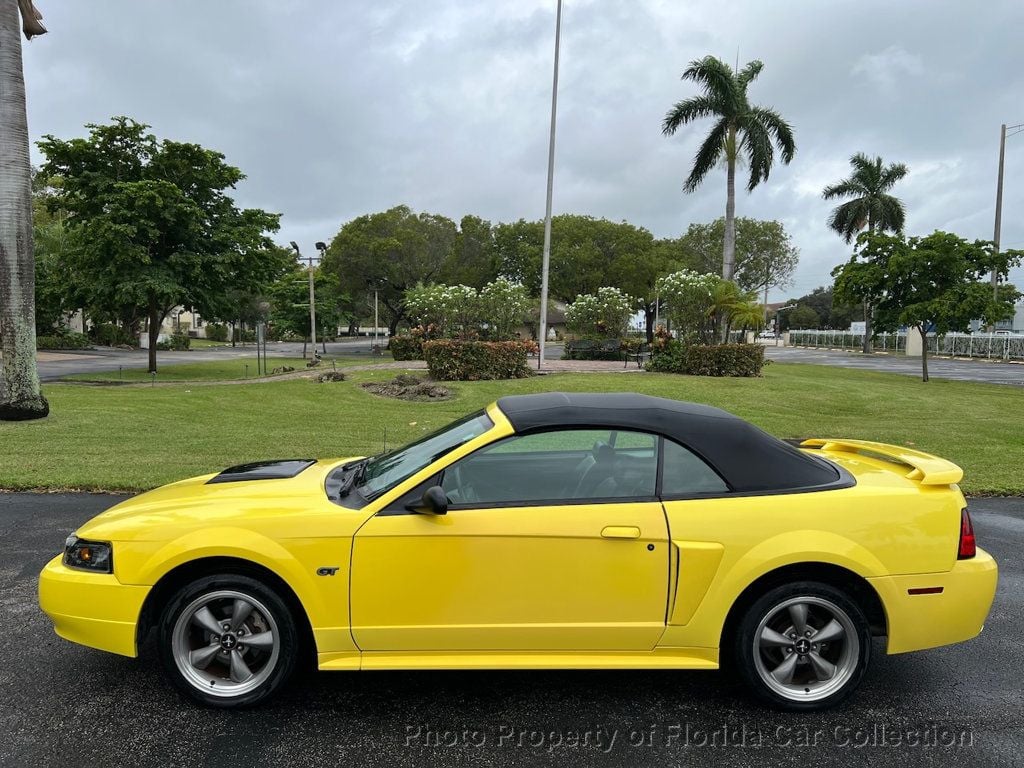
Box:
left=846, top=231, right=1023, bottom=381
left=707, top=278, right=761, bottom=337
left=478, top=278, right=531, bottom=340
left=31, top=171, right=73, bottom=332
left=447, top=215, right=498, bottom=288
left=822, top=153, right=908, bottom=353
left=0, top=0, right=48, bottom=420
left=680, top=217, right=799, bottom=299
left=38, top=118, right=285, bottom=372
left=788, top=305, right=820, bottom=330
left=656, top=270, right=719, bottom=344
left=778, top=286, right=855, bottom=330
left=610, top=236, right=682, bottom=342
left=662, top=56, right=796, bottom=284
left=564, top=287, right=639, bottom=340
left=492, top=215, right=665, bottom=338
left=320, top=206, right=458, bottom=335
left=263, top=260, right=352, bottom=343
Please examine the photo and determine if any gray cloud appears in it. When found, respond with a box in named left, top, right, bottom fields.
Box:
left=22, top=0, right=1024, bottom=300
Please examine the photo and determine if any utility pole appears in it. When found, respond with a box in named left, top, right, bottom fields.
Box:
left=537, top=0, right=563, bottom=369
left=291, top=241, right=316, bottom=359
left=993, top=124, right=1006, bottom=300
left=992, top=122, right=1024, bottom=301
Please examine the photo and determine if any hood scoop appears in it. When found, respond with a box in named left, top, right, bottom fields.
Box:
left=207, top=459, right=316, bottom=485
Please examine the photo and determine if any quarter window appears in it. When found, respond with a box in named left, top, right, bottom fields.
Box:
left=661, top=439, right=728, bottom=495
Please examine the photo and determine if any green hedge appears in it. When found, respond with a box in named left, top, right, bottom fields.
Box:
left=562, top=339, right=624, bottom=361
left=423, top=340, right=535, bottom=381
left=90, top=323, right=135, bottom=347
left=156, top=329, right=191, bottom=351
left=647, top=341, right=767, bottom=377
left=37, top=332, right=91, bottom=350
left=204, top=323, right=229, bottom=342
left=389, top=335, right=424, bottom=361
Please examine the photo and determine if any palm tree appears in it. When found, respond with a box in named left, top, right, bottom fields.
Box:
left=663, top=56, right=796, bottom=285
left=822, top=153, right=908, bottom=353
left=706, top=279, right=760, bottom=340
left=0, top=0, right=48, bottom=420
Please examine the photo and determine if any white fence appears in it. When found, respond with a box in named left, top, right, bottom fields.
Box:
left=788, top=330, right=1024, bottom=362
left=930, top=332, right=1024, bottom=360
left=788, top=330, right=905, bottom=353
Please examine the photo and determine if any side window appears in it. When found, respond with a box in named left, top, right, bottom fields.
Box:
left=661, top=439, right=728, bottom=496
left=441, top=429, right=658, bottom=505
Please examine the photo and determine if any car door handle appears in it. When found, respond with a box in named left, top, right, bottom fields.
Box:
left=601, top=526, right=641, bottom=539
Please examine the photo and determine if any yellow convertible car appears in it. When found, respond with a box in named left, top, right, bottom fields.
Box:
left=39, top=393, right=997, bottom=710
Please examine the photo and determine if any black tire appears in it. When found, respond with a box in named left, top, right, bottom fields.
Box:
left=733, top=581, right=871, bottom=711
left=157, top=573, right=299, bottom=708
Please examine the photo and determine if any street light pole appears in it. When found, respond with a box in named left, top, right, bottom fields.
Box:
left=316, top=241, right=328, bottom=353
left=537, top=0, right=563, bottom=369
left=291, top=241, right=317, bottom=359
left=992, top=122, right=1024, bottom=300
left=993, top=124, right=1007, bottom=300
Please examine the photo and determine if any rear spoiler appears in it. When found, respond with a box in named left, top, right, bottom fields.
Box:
left=800, top=439, right=963, bottom=486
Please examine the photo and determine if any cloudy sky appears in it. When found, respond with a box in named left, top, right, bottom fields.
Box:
left=22, top=0, right=1024, bottom=301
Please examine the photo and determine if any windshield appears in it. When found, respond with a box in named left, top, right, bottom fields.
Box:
left=357, top=411, right=493, bottom=499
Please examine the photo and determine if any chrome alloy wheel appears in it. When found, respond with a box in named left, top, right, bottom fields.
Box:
left=171, top=589, right=281, bottom=698
left=752, top=595, right=859, bottom=703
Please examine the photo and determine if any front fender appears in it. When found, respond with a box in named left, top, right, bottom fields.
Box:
left=114, top=527, right=354, bottom=654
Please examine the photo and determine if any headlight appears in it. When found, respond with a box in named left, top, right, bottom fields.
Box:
left=63, top=535, right=113, bottom=573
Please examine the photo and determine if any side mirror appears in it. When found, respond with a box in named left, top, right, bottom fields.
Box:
left=408, top=485, right=448, bottom=515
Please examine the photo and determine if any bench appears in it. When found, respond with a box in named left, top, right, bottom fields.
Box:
left=623, top=342, right=650, bottom=368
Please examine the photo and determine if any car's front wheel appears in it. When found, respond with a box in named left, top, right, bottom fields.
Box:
left=734, top=581, right=871, bottom=711
left=157, top=574, right=298, bottom=707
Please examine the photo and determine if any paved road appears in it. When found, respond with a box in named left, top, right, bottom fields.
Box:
left=766, top=345, right=1024, bottom=386
left=26, top=340, right=569, bottom=382
left=29, top=339, right=380, bottom=382
left=1, top=494, right=1020, bottom=767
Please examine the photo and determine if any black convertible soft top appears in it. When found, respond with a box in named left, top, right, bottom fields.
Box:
left=496, top=392, right=845, bottom=493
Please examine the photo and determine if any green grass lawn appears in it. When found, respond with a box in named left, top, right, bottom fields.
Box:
left=1, top=363, right=1021, bottom=493
left=65, top=356, right=364, bottom=383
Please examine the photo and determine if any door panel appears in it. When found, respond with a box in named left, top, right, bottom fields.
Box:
left=350, top=502, right=670, bottom=651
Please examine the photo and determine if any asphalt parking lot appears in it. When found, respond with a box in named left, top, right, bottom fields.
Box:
left=1, top=493, right=1021, bottom=768
left=764, top=345, right=1024, bottom=386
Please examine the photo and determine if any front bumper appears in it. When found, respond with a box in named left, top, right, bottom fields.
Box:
left=38, top=555, right=150, bottom=657
left=869, top=547, right=998, bottom=654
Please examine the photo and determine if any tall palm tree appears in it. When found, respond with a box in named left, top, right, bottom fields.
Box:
left=663, top=56, right=796, bottom=285
left=0, top=0, right=47, bottom=419
left=822, top=153, right=908, bottom=353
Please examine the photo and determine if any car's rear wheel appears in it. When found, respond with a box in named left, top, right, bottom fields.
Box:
left=734, top=581, right=871, bottom=711
left=157, top=574, right=298, bottom=707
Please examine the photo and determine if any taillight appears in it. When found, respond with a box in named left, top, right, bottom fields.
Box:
left=957, top=508, right=976, bottom=559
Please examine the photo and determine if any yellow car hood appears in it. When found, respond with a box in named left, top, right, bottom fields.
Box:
left=76, top=458, right=355, bottom=542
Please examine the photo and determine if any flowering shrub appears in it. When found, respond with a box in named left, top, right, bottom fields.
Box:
left=565, top=287, right=639, bottom=339
left=405, top=279, right=531, bottom=340
left=655, top=270, right=718, bottom=343
left=405, top=283, right=481, bottom=337
left=479, top=277, right=531, bottom=340
left=423, top=340, right=536, bottom=380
